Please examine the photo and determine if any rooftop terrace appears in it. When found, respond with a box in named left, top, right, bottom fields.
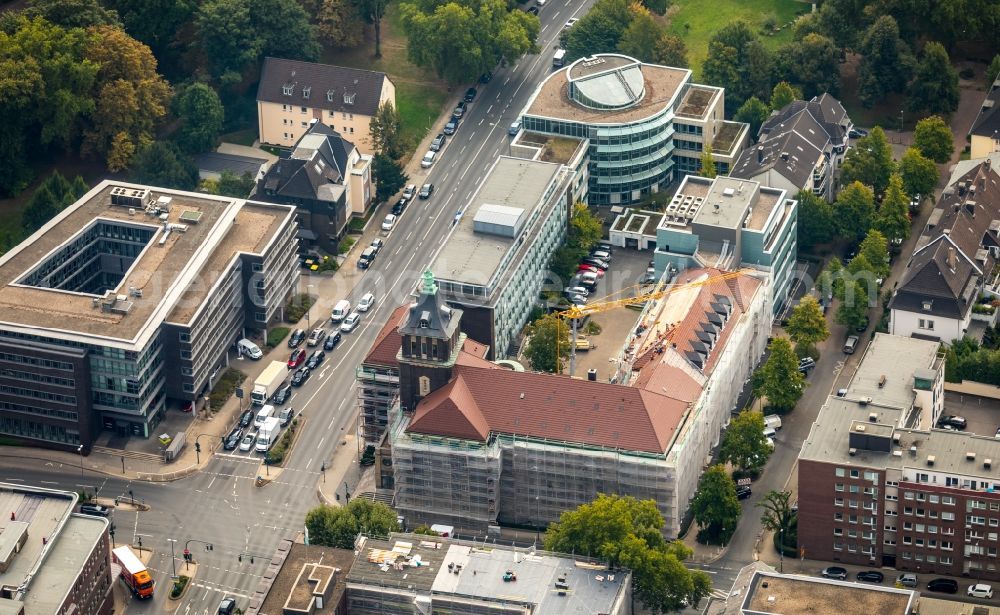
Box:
left=657, top=176, right=783, bottom=234
left=676, top=85, right=719, bottom=119
left=743, top=572, right=915, bottom=615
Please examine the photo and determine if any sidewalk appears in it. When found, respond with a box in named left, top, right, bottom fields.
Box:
left=314, top=433, right=376, bottom=506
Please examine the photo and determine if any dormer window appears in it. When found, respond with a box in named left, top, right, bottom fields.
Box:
left=344, top=92, right=356, bottom=105
left=282, top=84, right=293, bottom=96
left=327, top=89, right=335, bottom=102
left=302, top=86, right=311, bottom=99
left=922, top=300, right=933, bottom=311
left=419, top=310, right=430, bottom=328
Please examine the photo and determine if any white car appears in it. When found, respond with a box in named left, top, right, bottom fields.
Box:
left=340, top=312, right=361, bottom=333
left=421, top=150, right=436, bottom=168
left=564, top=17, right=578, bottom=29
left=382, top=214, right=397, bottom=231
left=402, top=184, right=416, bottom=199
left=239, top=433, right=255, bottom=452
left=357, top=292, right=376, bottom=312
left=236, top=338, right=262, bottom=360
left=968, top=584, right=994, bottom=599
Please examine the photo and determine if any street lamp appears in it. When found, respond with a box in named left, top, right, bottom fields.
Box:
left=306, top=284, right=314, bottom=328
left=167, top=538, right=178, bottom=579
left=77, top=445, right=84, bottom=479
left=899, top=110, right=904, bottom=133
left=779, top=526, right=784, bottom=573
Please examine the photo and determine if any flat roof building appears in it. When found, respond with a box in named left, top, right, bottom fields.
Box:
left=428, top=156, right=575, bottom=359
left=0, top=181, right=299, bottom=449
left=345, top=533, right=632, bottom=615
left=245, top=539, right=355, bottom=615
left=0, top=483, right=112, bottom=615
left=520, top=53, right=748, bottom=206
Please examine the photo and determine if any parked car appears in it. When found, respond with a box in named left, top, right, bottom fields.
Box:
left=822, top=566, right=848, bottom=580
left=218, top=597, right=237, bottom=615
left=370, top=238, right=384, bottom=253
left=239, top=409, right=254, bottom=429
left=306, top=327, right=326, bottom=347
left=80, top=504, right=111, bottom=517
left=382, top=214, right=397, bottom=231
left=896, top=573, right=918, bottom=587
left=419, top=183, right=434, bottom=199
left=581, top=257, right=609, bottom=270
left=278, top=407, right=295, bottom=427
left=479, top=71, right=493, bottom=83
left=564, top=286, right=589, bottom=297
left=453, top=100, right=466, bottom=118
left=430, top=133, right=446, bottom=152
left=290, top=367, right=311, bottom=387
left=926, top=578, right=958, bottom=594
left=402, top=184, right=416, bottom=200
left=849, top=127, right=869, bottom=138
left=736, top=485, right=752, bottom=500
left=577, top=264, right=604, bottom=276
left=843, top=335, right=859, bottom=354
left=590, top=249, right=611, bottom=261
left=968, top=584, right=994, bottom=599
left=444, top=119, right=459, bottom=135
left=323, top=332, right=342, bottom=351
left=223, top=428, right=243, bottom=451
left=358, top=246, right=378, bottom=269
left=340, top=312, right=361, bottom=333
left=564, top=17, right=579, bottom=29
left=236, top=338, right=262, bottom=360
left=938, top=415, right=967, bottom=429
left=357, top=292, right=376, bottom=312
left=420, top=151, right=436, bottom=168
left=856, top=571, right=884, bottom=583
left=287, top=348, right=306, bottom=369
left=509, top=121, right=522, bottom=137
left=287, top=328, right=305, bottom=348
left=305, top=350, right=325, bottom=370
left=526, top=5, right=538, bottom=13
left=798, top=357, right=816, bottom=373
left=271, top=382, right=292, bottom=405
left=392, top=197, right=408, bottom=216
left=464, top=87, right=477, bottom=102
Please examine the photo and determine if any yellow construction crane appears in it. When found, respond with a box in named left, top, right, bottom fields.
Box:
left=553, top=268, right=754, bottom=376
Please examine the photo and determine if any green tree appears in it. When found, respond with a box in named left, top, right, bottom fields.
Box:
left=796, top=189, right=835, bottom=250
left=560, top=0, right=631, bottom=61
left=699, top=145, right=717, bottom=178
left=776, top=32, right=840, bottom=98
left=913, top=115, right=954, bottom=163
left=402, top=0, right=539, bottom=84
left=301, top=0, right=364, bottom=49
left=735, top=96, right=770, bottom=140
left=353, top=0, right=392, bottom=57
left=857, top=15, right=914, bottom=107
left=194, top=0, right=320, bottom=83
left=770, top=81, right=801, bottom=110
left=836, top=279, right=871, bottom=330
left=815, top=0, right=868, bottom=51
left=305, top=500, right=400, bottom=548
left=840, top=126, right=895, bottom=196
left=651, top=33, right=687, bottom=67
left=897, top=146, right=939, bottom=198
left=22, top=171, right=89, bottom=235
left=216, top=170, right=256, bottom=197
left=689, top=465, right=741, bottom=545
left=786, top=295, right=830, bottom=354
left=834, top=181, right=876, bottom=243
left=758, top=337, right=805, bottom=412
left=372, top=153, right=408, bottom=204
left=569, top=203, right=603, bottom=250
left=718, top=410, right=772, bottom=473
left=858, top=228, right=890, bottom=277
left=370, top=100, right=403, bottom=158
left=875, top=174, right=911, bottom=246
left=524, top=313, right=570, bottom=373
left=756, top=490, right=794, bottom=533
left=908, top=41, right=959, bottom=115
left=174, top=82, right=225, bottom=154
left=616, top=8, right=663, bottom=64
left=988, top=54, right=1000, bottom=88
left=26, top=0, right=121, bottom=28
left=103, top=0, right=198, bottom=79
left=130, top=140, right=199, bottom=190
left=702, top=21, right=773, bottom=114
left=544, top=494, right=712, bottom=613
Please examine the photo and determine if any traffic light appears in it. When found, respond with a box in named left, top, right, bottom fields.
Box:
left=183, top=548, right=191, bottom=562
left=238, top=554, right=242, bottom=562
left=205, top=543, right=213, bottom=551
left=195, top=442, right=201, bottom=453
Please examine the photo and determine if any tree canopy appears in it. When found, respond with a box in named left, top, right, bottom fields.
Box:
left=174, top=82, right=225, bottom=154
left=524, top=313, right=570, bottom=373
left=130, top=140, right=199, bottom=190
left=370, top=100, right=404, bottom=158
left=757, top=337, right=805, bottom=412
left=559, top=0, right=632, bottom=61
left=857, top=15, right=914, bottom=108
left=700, top=146, right=717, bottom=178
left=913, top=115, right=954, bottom=163
left=544, top=494, right=712, bottom=613
left=718, top=410, right=772, bottom=473
left=908, top=41, right=959, bottom=115
left=875, top=174, right=911, bottom=246
left=796, top=190, right=835, bottom=250
left=775, top=32, right=840, bottom=98
left=769, top=81, right=801, bottom=110
left=834, top=181, right=876, bottom=243
left=305, top=500, right=400, bottom=548
left=840, top=127, right=895, bottom=196
left=756, top=490, right=794, bottom=535
left=373, top=154, right=408, bottom=203
left=22, top=172, right=89, bottom=236
left=689, top=465, right=741, bottom=545
left=858, top=228, right=890, bottom=277
left=897, top=147, right=939, bottom=199
left=836, top=279, right=871, bottom=330
left=786, top=295, right=830, bottom=351
left=702, top=21, right=773, bottom=114
left=26, top=0, right=121, bottom=28
left=735, top=96, right=770, bottom=141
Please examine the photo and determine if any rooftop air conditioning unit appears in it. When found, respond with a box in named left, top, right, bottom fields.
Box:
left=967, top=452, right=976, bottom=461
left=849, top=448, right=857, bottom=456
left=926, top=455, right=935, bottom=467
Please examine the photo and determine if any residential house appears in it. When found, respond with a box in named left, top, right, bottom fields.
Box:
left=257, top=57, right=395, bottom=155
left=969, top=78, right=1000, bottom=159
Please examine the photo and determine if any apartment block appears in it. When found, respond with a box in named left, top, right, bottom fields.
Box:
left=0, top=182, right=298, bottom=449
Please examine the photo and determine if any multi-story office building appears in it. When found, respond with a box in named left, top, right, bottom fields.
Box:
left=385, top=266, right=770, bottom=536
left=520, top=53, right=748, bottom=206
left=257, top=57, right=394, bottom=155
left=0, top=483, right=113, bottom=615
left=648, top=175, right=798, bottom=315
left=427, top=156, right=575, bottom=359
left=0, top=182, right=298, bottom=449
left=795, top=334, right=1000, bottom=580
left=346, top=533, right=633, bottom=615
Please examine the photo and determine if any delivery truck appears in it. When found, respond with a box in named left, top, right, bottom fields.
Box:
left=251, top=361, right=286, bottom=406
left=256, top=416, right=281, bottom=453
left=112, top=546, right=154, bottom=599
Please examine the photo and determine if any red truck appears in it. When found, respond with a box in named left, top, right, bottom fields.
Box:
left=112, top=546, right=154, bottom=599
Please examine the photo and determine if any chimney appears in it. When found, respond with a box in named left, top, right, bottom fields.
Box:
left=757, top=145, right=764, bottom=163
left=966, top=201, right=976, bottom=216
left=947, top=247, right=957, bottom=271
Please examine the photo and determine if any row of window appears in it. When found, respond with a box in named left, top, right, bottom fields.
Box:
left=899, top=506, right=957, bottom=521
left=0, top=351, right=74, bottom=371
left=0, top=400, right=78, bottom=421
left=902, top=491, right=957, bottom=505
left=0, top=384, right=76, bottom=405
left=0, top=367, right=75, bottom=388
left=832, top=512, right=876, bottom=525
left=834, top=467, right=881, bottom=482
left=898, top=552, right=952, bottom=564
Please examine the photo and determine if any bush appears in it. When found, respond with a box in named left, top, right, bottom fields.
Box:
left=170, top=575, right=190, bottom=599
left=772, top=516, right=798, bottom=557
left=209, top=369, right=246, bottom=411
left=267, top=417, right=298, bottom=465
left=337, top=237, right=355, bottom=255
left=348, top=217, right=366, bottom=233
left=284, top=294, right=316, bottom=324
left=761, top=13, right=779, bottom=32
left=583, top=321, right=603, bottom=335
left=266, top=327, right=290, bottom=349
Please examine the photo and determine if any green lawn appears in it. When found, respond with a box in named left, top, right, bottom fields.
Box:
left=324, top=6, right=448, bottom=152
left=667, top=0, right=808, bottom=78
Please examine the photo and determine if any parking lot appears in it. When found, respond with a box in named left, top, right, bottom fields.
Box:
left=943, top=393, right=1000, bottom=438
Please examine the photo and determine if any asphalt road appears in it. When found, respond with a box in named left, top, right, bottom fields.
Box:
left=0, top=5, right=595, bottom=614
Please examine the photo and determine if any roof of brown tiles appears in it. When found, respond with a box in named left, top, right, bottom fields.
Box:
left=406, top=375, right=490, bottom=441
left=362, top=305, right=409, bottom=367
left=461, top=338, right=490, bottom=360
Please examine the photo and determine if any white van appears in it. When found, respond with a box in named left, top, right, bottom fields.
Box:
left=580, top=271, right=599, bottom=284
left=254, top=404, right=275, bottom=428
left=236, top=338, right=262, bottom=360
left=553, top=49, right=567, bottom=68
left=331, top=299, right=351, bottom=323
left=764, top=414, right=782, bottom=431
left=763, top=426, right=777, bottom=439
left=421, top=151, right=436, bottom=168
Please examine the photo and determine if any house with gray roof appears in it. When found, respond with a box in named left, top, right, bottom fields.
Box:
left=255, top=122, right=372, bottom=253
left=889, top=157, right=1000, bottom=342
left=256, top=57, right=394, bottom=155
left=730, top=93, right=852, bottom=200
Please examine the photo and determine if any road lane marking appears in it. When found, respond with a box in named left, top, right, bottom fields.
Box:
left=487, top=104, right=493, bottom=114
